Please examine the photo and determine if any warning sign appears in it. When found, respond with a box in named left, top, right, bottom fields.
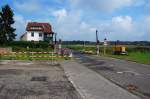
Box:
left=104, top=38, right=108, bottom=46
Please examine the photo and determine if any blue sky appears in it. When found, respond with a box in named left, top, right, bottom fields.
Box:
left=0, top=0, right=150, bottom=41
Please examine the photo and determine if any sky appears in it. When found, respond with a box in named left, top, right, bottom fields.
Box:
left=0, top=0, right=150, bottom=41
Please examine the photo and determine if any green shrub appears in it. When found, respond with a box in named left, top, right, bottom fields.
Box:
left=1, top=41, right=53, bottom=52
left=6, top=41, right=49, bottom=48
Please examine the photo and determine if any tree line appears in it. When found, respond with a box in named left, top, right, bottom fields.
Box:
left=62, top=40, right=150, bottom=46
left=0, top=4, right=16, bottom=45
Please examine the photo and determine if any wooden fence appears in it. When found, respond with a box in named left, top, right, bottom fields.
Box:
left=0, top=51, right=71, bottom=60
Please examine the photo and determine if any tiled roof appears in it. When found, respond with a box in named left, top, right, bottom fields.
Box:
left=26, top=22, right=53, bottom=33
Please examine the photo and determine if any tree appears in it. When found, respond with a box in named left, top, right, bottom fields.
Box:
left=0, top=5, right=16, bottom=45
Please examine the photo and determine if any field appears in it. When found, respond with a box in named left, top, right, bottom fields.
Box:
left=64, top=45, right=150, bottom=64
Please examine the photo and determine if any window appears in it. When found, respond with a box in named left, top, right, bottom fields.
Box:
left=47, top=34, right=52, bottom=37
left=39, top=33, right=42, bottom=37
left=31, top=32, right=34, bottom=37
left=31, top=26, right=42, bottom=30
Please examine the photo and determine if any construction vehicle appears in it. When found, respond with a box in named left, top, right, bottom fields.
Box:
left=113, top=45, right=127, bottom=55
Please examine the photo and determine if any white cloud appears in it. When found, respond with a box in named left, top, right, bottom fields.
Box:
left=11, top=0, right=149, bottom=41
left=14, top=14, right=25, bottom=24
left=140, top=16, right=150, bottom=40
left=53, top=9, right=67, bottom=22
left=52, top=9, right=97, bottom=41
left=90, top=27, right=97, bottom=32
left=111, top=16, right=134, bottom=32
left=80, top=22, right=89, bottom=29
left=99, top=16, right=141, bottom=40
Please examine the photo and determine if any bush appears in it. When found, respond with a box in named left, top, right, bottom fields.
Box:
left=6, top=41, right=49, bottom=48
left=127, top=46, right=150, bottom=53
left=0, top=41, right=53, bottom=52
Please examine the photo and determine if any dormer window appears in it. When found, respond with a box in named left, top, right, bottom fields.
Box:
left=30, top=26, right=42, bottom=30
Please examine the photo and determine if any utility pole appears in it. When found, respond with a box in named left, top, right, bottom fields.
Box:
left=96, top=30, right=100, bottom=55
left=55, top=33, right=57, bottom=44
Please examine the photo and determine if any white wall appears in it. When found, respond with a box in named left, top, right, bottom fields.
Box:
left=27, top=31, right=44, bottom=41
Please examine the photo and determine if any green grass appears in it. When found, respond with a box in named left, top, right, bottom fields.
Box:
left=65, top=44, right=150, bottom=64
left=103, top=52, right=150, bottom=64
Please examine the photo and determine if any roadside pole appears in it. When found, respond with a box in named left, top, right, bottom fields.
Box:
left=96, top=44, right=99, bottom=55
left=51, top=51, right=53, bottom=65
left=27, top=46, right=30, bottom=60
left=103, top=38, right=107, bottom=55
left=104, top=46, right=106, bottom=55
left=58, top=39, right=62, bottom=55
left=96, top=30, right=100, bottom=55
left=83, top=41, right=85, bottom=52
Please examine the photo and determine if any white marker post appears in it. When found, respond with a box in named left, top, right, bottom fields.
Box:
left=58, top=39, right=62, bottom=55
left=103, top=38, right=108, bottom=55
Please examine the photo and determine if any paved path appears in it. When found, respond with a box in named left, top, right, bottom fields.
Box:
left=61, top=60, right=140, bottom=99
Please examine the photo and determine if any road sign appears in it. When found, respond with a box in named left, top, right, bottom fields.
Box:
left=104, top=38, right=108, bottom=46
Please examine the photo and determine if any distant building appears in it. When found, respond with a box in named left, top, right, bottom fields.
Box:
left=20, top=22, right=54, bottom=42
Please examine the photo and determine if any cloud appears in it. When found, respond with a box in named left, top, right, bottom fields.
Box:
left=111, top=16, right=134, bottom=33
left=99, top=16, right=141, bottom=41
left=145, top=0, right=150, bottom=14
left=10, top=0, right=150, bottom=41
left=139, top=15, right=150, bottom=40
left=51, top=9, right=97, bottom=40
left=53, top=9, right=67, bottom=22
left=97, top=15, right=150, bottom=41
left=69, top=0, right=145, bottom=13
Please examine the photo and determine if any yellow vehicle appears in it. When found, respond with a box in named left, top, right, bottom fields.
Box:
left=84, top=50, right=94, bottom=54
left=113, top=45, right=127, bottom=55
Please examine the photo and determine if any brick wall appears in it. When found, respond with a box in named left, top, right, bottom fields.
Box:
left=0, top=48, right=12, bottom=54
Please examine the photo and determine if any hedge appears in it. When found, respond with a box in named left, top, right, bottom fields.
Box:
left=1, top=41, right=49, bottom=48
left=0, top=41, right=54, bottom=52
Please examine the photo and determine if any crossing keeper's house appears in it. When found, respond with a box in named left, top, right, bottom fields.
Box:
left=20, top=22, right=54, bottom=42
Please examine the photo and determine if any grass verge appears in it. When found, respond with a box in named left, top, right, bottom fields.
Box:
left=103, top=52, right=150, bottom=64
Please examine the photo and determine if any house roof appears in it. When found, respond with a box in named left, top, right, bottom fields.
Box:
left=26, top=22, right=53, bottom=33
left=20, top=32, right=27, bottom=39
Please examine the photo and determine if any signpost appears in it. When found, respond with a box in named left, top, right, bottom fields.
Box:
left=103, top=38, right=107, bottom=55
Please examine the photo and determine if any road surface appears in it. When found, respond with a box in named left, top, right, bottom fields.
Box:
left=74, top=52, right=150, bottom=98
left=0, top=60, right=82, bottom=99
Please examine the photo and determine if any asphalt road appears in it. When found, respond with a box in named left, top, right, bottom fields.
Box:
left=0, top=60, right=82, bottom=99
left=73, top=52, right=150, bottom=99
